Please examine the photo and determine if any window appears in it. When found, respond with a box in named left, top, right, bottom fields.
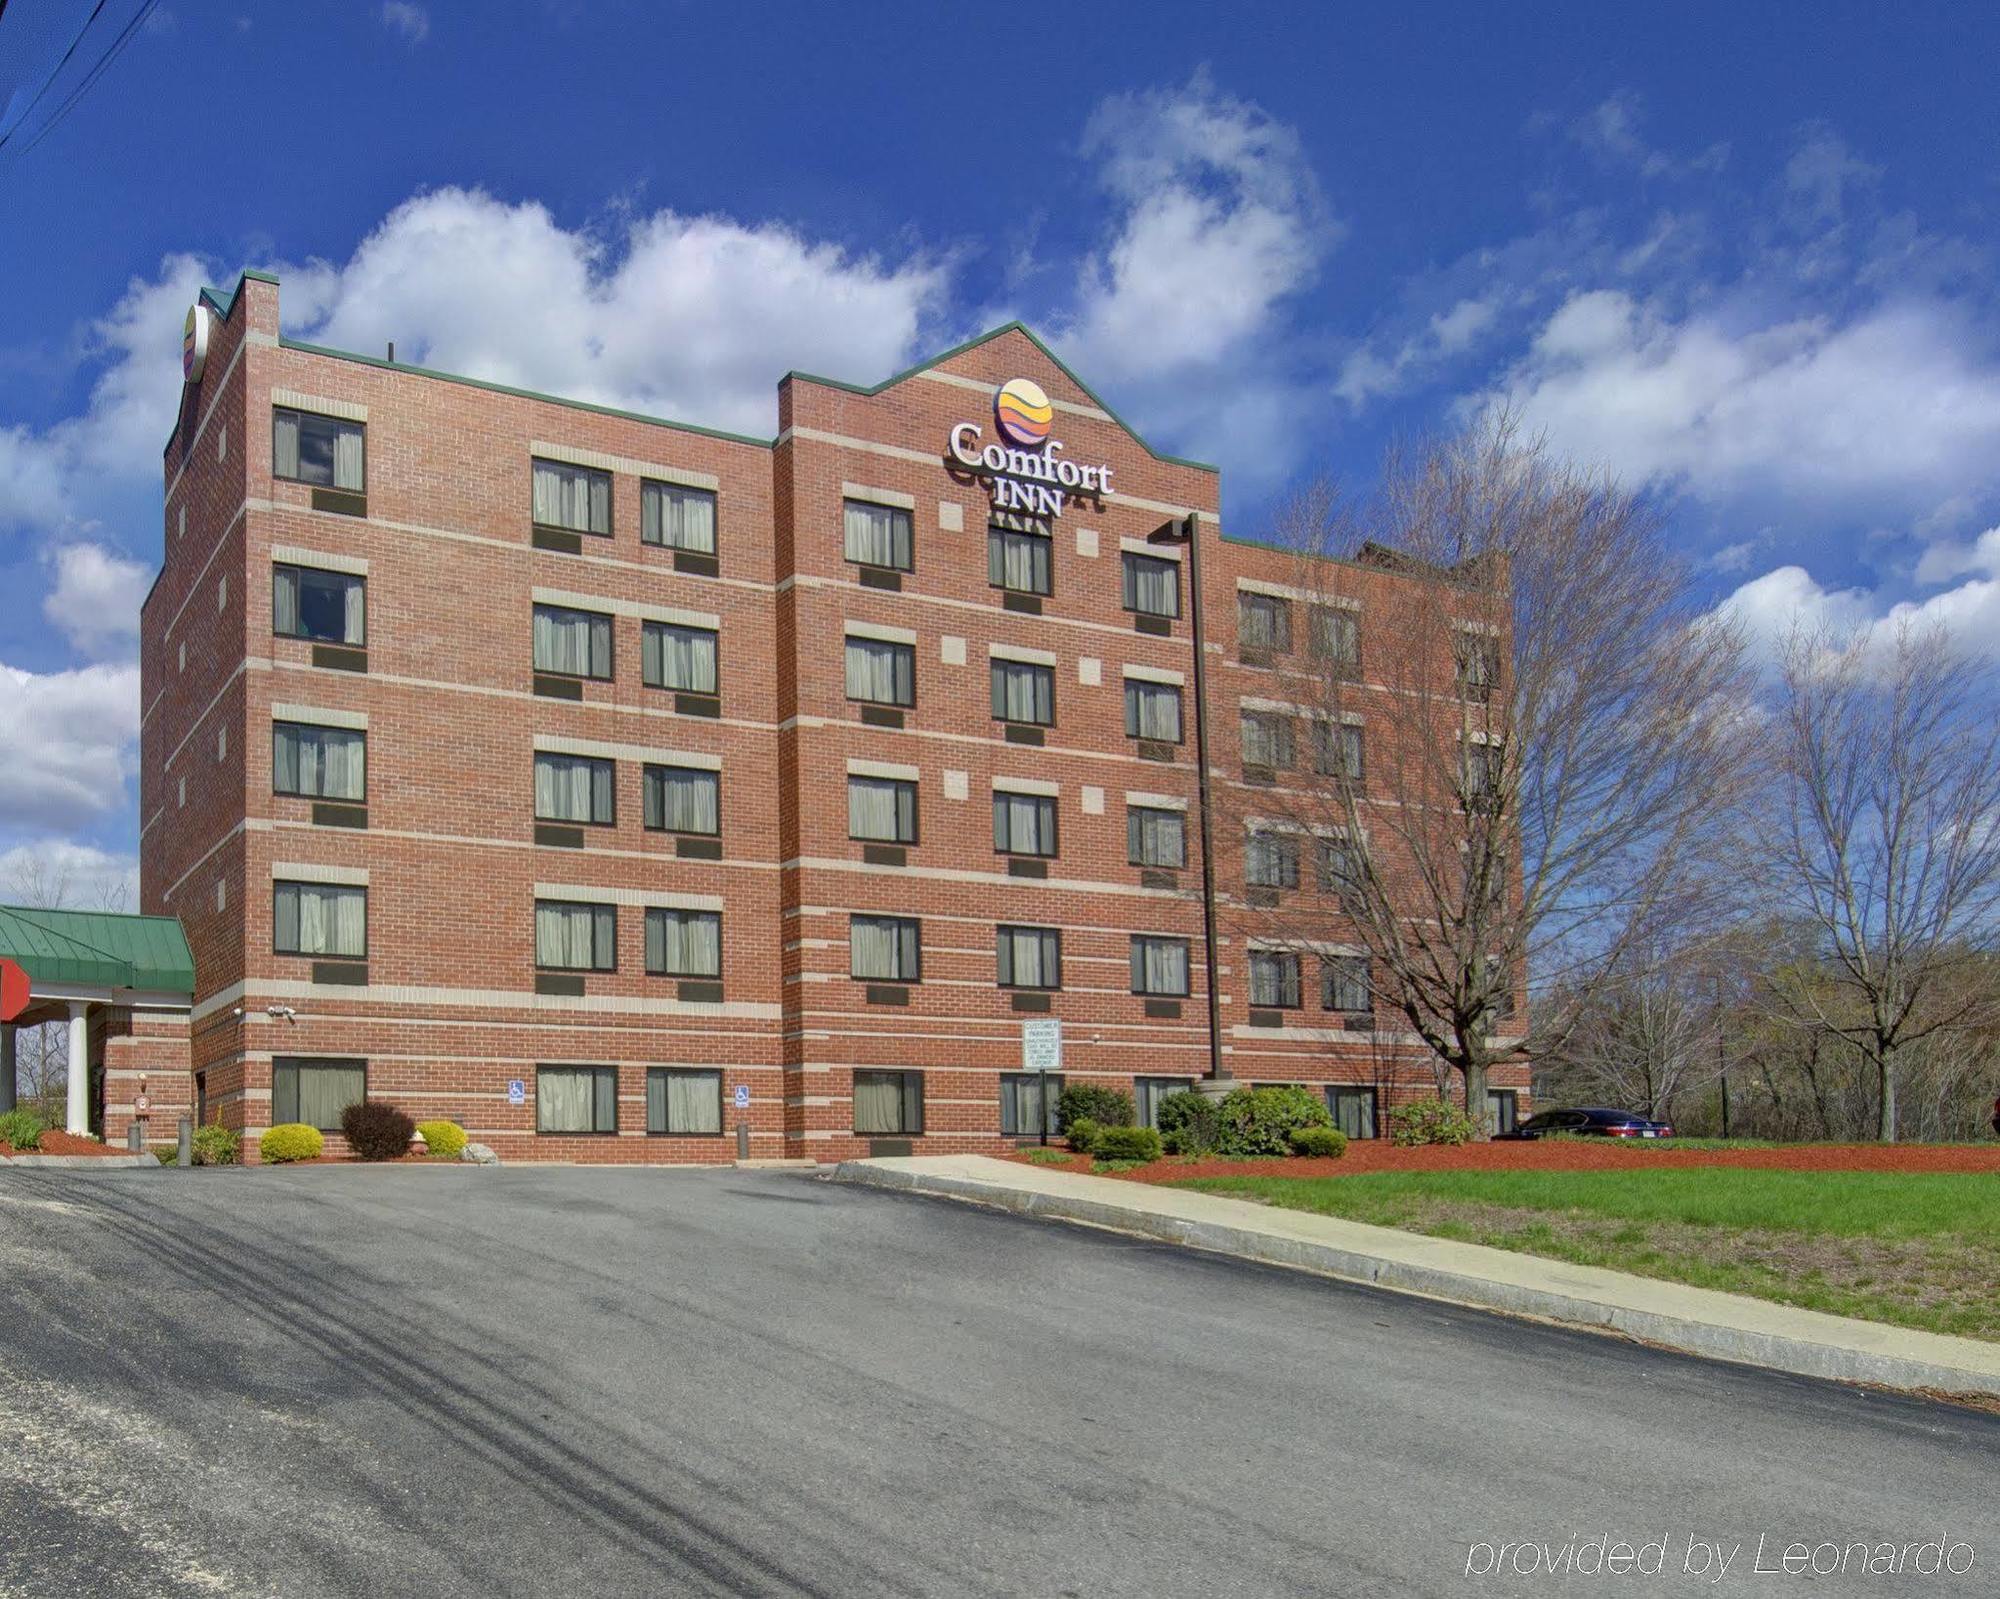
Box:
left=853, top=1069, right=924, bottom=1135
left=272, top=408, right=363, bottom=491
left=217, top=726, right=227, bottom=763
left=996, top=925, right=1061, bottom=989
left=532, top=459, right=611, bottom=536
left=844, top=637, right=915, bottom=706
left=1238, top=592, right=1292, bottom=653
left=1124, top=680, right=1183, bottom=742
left=1457, top=631, right=1501, bottom=700
left=1464, top=739, right=1503, bottom=804
left=537, top=1065, right=617, bottom=1134
left=1249, top=951, right=1302, bottom=1009
left=273, top=723, right=365, bottom=801
left=1240, top=711, right=1294, bottom=771
left=988, top=524, right=1053, bottom=595
left=1245, top=832, right=1300, bottom=890
left=271, top=1058, right=366, bottom=1132
left=273, top=882, right=366, bottom=957
left=534, top=900, right=616, bottom=971
left=1135, top=1076, right=1194, bottom=1130
left=1315, top=721, right=1366, bottom=783
left=533, top=604, right=613, bottom=680
left=1487, top=1088, right=1520, bottom=1135
left=992, top=791, right=1057, bottom=857
left=534, top=752, right=614, bottom=826
left=1484, top=956, right=1517, bottom=1021
left=642, top=621, right=718, bottom=694
left=273, top=564, right=364, bottom=645
left=844, top=499, right=913, bottom=571
left=1319, top=837, right=1366, bottom=899
left=1322, top=955, right=1371, bottom=1013
left=1328, top=1085, right=1378, bottom=1140
left=991, top=660, right=1055, bottom=725
left=847, top=776, right=917, bottom=844
left=645, top=908, right=722, bottom=978
left=648, top=1068, right=722, bottom=1135
left=1122, top=552, right=1180, bottom=618
left=1312, top=607, right=1360, bottom=676
left=999, top=1073, right=1061, bottom=1137
left=644, top=765, right=720, bottom=835
left=1127, top=805, right=1186, bottom=868
left=642, top=482, right=717, bottom=553
left=850, top=915, right=921, bottom=982
left=1130, top=935, right=1190, bottom=997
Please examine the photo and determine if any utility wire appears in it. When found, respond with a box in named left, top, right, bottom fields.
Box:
left=0, top=0, right=158, bottom=161
left=18, top=0, right=154, bottom=157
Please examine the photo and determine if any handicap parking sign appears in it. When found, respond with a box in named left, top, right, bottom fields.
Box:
left=507, top=1079, right=526, bottom=1106
left=733, top=1084, right=751, bottom=1111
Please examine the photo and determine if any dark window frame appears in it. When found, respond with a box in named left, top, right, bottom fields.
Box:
left=643, top=906, right=724, bottom=979
left=1237, top=592, right=1293, bottom=654
left=272, top=562, right=366, bottom=646
left=1248, top=949, right=1303, bottom=1010
left=999, top=1071, right=1063, bottom=1137
left=533, top=898, right=618, bottom=973
left=847, top=775, right=919, bottom=845
left=535, top=1064, right=619, bottom=1135
left=640, top=480, right=719, bottom=554
left=642, top=764, right=722, bottom=837
left=1123, top=679, right=1185, bottom=744
left=533, top=751, right=617, bottom=827
left=531, top=457, right=613, bottom=538
left=271, top=406, right=365, bottom=492
left=532, top=603, right=615, bottom=682
left=995, top=924, right=1062, bottom=991
left=1240, top=710, right=1296, bottom=771
left=647, top=1067, right=725, bottom=1136
left=1126, top=805, right=1188, bottom=868
left=1130, top=935, right=1192, bottom=997
left=1327, top=1085, right=1379, bottom=1140
left=844, top=636, right=917, bottom=708
left=1245, top=831, right=1302, bottom=890
left=843, top=498, right=915, bottom=574
left=990, top=659, right=1056, bottom=727
left=271, top=720, right=368, bottom=803
left=1321, top=955, right=1372, bottom=1013
left=987, top=523, right=1054, bottom=597
left=270, top=1056, right=368, bottom=1132
left=992, top=790, right=1058, bottom=858
left=852, top=1068, right=925, bottom=1135
left=850, top=914, right=922, bottom=983
left=1121, top=550, right=1182, bottom=619
left=272, top=880, right=368, bottom=959
left=640, top=619, right=721, bottom=696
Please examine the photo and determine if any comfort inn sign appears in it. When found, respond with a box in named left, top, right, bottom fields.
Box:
left=947, top=377, right=1114, bottom=519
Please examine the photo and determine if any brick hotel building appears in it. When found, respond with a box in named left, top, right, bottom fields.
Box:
left=138, top=270, right=1525, bottom=1162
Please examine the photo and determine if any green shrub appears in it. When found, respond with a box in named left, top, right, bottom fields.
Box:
left=415, top=1120, right=468, bottom=1159
left=0, top=1107, right=46, bottom=1152
left=1091, top=1158, right=1147, bottom=1173
left=1215, top=1085, right=1334, bottom=1157
left=191, top=1122, right=240, bottom=1166
left=1056, top=1083, right=1135, bottom=1132
left=260, top=1123, right=323, bottom=1163
left=1289, top=1125, right=1349, bottom=1159
left=1157, top=1090, right=1221, bottom=1156
left=1022, top=1146, right=1073, bottom=1166
left=1387, top=1097, right=1479, bottom=1147
left=341, top=1100, right=416, bottom=1161
left=1065, top=1117, right=1103, bottom=1155
left=153, top=1147, right=177, bottom=1165
left=1091, top=1125, right=1162, bottom=1163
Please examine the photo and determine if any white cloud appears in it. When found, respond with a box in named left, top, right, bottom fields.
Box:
left=1335, top=292, right=1503, bottom=406
left=1569, top=91, right=1729, bottom=180
left=43, top=543, right=152, bottom=660
left=380, top=3, right=429, bottom=44
left=0, top=662, right=140, bottom=830
left=0, top=840, right=138, bottom=914
left=1912, top=525, right=2000, bottom=586
left=1718, top=559, right=2000, bottom=666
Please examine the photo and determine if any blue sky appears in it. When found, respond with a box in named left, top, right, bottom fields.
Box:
left=3, top=0, right=1999, bottom=903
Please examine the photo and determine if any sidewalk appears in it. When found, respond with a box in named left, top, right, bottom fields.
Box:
left=831, top=1154, right=2000, bottom=1402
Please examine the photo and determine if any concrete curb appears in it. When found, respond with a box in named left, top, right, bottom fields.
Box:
left=0, top=1152, right=158, bottom=1169
left=830, top=1156, right=2000, bottom=1402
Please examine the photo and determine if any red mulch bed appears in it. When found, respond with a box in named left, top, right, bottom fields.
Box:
left=13, top=1129, right=142, bottom=1158
left=1010, top=1141, right=2000, bottom=1184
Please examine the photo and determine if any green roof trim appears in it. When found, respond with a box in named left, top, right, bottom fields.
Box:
left=0, top=906, right=195, bottom=999
left=785, top=320, right=1221, bottom=475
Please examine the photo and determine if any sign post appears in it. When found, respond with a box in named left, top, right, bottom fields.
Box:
left=1021, top=1018, right=1062, bottom=1145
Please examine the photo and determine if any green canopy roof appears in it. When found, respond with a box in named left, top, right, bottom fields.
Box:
left=0, top=905, right=195, bottom=999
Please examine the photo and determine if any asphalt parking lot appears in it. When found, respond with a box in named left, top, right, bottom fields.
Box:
left=0, top=1165, right=1993, bottom=1597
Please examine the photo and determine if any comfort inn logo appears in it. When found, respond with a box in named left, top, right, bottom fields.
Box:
left=946, top=376, right=1113, bottom=518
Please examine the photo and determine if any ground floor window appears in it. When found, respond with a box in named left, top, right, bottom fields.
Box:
left=1327, top=1086, right=1378, bottom=1140
left=1135, top=1076, right=1195, bottom=1129
left=854, top=1070, right=923, bottom=1135
left=648, top=1068, right=722, bottom=1135
left=537, top=1066, right=617, bottom=1134
left=271, top=1058, right=365, bottom=1131
left=999, top=1072, right=1062, bottom=1137
left=1487, top=1088, right=1519, bottom=1135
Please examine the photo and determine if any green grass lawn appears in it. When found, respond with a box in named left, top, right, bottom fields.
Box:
left=1169, top=1169, right=2000, bottom=1342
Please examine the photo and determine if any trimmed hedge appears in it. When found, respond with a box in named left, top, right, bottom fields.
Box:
left=260, top=1123, right=323, bottom=1163
left=1387, top=1097, right=1479, bottom=1147
left=192, top=1122, right=240, bottom=1166
left=1056, top=1083, right=1135, bottom=1132
left=0, top=1107, right=46, bottom=1152
left=1289, top=1125, right=1349, bottom=1159
left=1066, top=1117, right=1103, bottom=1155
left=341, top=1100, right=415, bottom=1162
left=1091, top=1125, right=1162, bottom=1163
left=415, top=1120, right=468, bottom=1159
left=1215, top=1085, right=1334, bottom=1157
left=1156, top=1090, right=1221, bottom=1156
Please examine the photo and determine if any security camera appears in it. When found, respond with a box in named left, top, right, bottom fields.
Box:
left=232, top=1006, right=244, bottom=1017
left=266, top=1004, right=298, bottom=1023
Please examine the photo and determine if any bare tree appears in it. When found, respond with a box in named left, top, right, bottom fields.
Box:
left=1227, top=419, right=1757, bottom=1129
left=4, top=851, right=130, bottom=1115
left=1764, top=619, right=2000, bottom=1140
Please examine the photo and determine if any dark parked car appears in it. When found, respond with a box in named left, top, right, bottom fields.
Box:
left=1495, top=1107, right=1675, bottom=1140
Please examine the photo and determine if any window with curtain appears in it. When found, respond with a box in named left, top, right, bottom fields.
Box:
left=532, top=459, right=612, bottom=535
left=272, top=408, right=364, bottom=491
left=853, top=1070, right=923, bottom=1135
left=273, top=565, right=365, bottom=645
left=643, top=766, right=720, bottom=835
left=534, top=753, right=615, bottom=825
left=1328, top=1086, right=1378, bottom=1140
left=1484, top=955, right=1517, bottom=1020
left=1313, top=607, right=1361, bottom=675
left=1322, top=956, right=1371, bottom=1013
left=987, top=526, right=1053, bottom=594
left=843, top=500, right=913, bottom=571
left=1249, top=951, right=1302, bottom=1008
left=1315, top=722, right=1365, bottom=782
left=647, top=1068, right=723, bottom=1135
left=271, top=1058, right=367, bottom=1131
left=996, top=925, right=1061, bottom=989
left=1130, top=936, right=1190, bottom=996
left=990, top=660, right=1054, bottom=725
left=1121, top=552, right=1180, bottom=618
left=1319, top=837, right=1366, bottom=899
left=1124, top=681, right=1183, bottom=742
left=532, top=604, right=614, bottom=679
left=1126, top=806, right=1186, bottom=868
left=641, top=621, right=719, bottom=694
left=999, top=1072, right=1062, bottom=1137
left=1457, top=631, right=1500, bottom=699
left=272, top=723, right=365, bottom=801
left=1464, top=739, right=1502, bottom=803
left=273, top=882, right=367, bottom=957
left=1238, top=593, right=1292, bottom=653
left=844, top=638, right=915, bottom=706
left=1245, top=832, right=1301, bottom=889
left=536, top=1065, right=617, bottom=1133
left=850, top=915, right=920, bottom=982
left=534, top=900, right=617, bottom=970
left=847, top=776, right=917, bottom=843
left=1240, top=712, right=1295, bottom=771
left=1135, top=1076, right=1195, bottom=1129
left=645, top=908, right=722, bottom=978
left=992, top=792, right=1056, bottom=856
left=641, top=482, right=717, bottom=553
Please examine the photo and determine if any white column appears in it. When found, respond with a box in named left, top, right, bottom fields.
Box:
left=0, top=1024, right=15, bottom=1115
left=66, top=1001, right=89, bottom=1136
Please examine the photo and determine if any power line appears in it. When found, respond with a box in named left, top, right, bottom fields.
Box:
left=0, top=0, right=159, bottom=162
